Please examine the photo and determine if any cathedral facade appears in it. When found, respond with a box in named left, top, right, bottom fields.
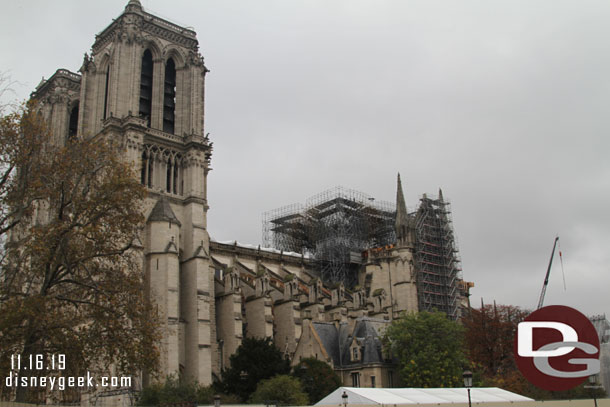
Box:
left=32, top=1, right=467, bottom=389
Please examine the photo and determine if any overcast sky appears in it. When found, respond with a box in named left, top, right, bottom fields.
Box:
left=1, top=0, right=609, bottom=318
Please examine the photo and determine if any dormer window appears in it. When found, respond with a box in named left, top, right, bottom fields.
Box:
left=351, top=346, right=360, bottom=362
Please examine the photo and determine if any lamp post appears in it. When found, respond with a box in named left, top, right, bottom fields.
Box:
left=463, top=371, right=473, bottom=407
left=342, top=391, right=348, bottom=407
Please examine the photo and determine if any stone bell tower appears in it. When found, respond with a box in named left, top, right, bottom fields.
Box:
left=76, top=0, right=214, bottom=384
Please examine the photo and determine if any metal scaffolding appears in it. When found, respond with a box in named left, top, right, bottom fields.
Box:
left=262, top=187, right=396, bottom=286
left=414, top=193, right=461, bottom=320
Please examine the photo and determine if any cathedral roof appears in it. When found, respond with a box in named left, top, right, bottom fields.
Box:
left=148, top=196, right=181, bottom=226
left=312, top=322, right=341, bottom=365
left=311, top=318, right=389, bottom=368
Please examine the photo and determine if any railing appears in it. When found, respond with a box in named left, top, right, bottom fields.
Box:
left=146, top=127, right=184, bottom=143
left=55, top=69, right=82, bottom=82
left=144, top=14, right=196, bottom=38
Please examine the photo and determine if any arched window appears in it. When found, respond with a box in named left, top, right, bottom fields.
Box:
left=166, top=157, right=172, bottom=193
left=103, top=68, right=110, bottom=119
left=141, top=150, right=154, bottom=188
left=163, top=58, right=176, bottom=134
left=173, top=160, right=179, bottom=194
left=141, top=151, right=148, bottom=185
left=68, top=103, right=79, bottom=140
left=147, top=154, right=153, bottom=188
left=139, top=50, right=153, bottom=127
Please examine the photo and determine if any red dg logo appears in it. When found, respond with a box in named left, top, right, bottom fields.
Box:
left=514, top=305, right=600, bottom=391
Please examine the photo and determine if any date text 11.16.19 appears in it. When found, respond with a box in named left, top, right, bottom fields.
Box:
left=10, top=354, right=65, bottom=371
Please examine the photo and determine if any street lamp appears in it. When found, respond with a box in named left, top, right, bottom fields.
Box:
left=342, top=391, right=348, bottom=407
left=463, top=371, right=473, bottom=407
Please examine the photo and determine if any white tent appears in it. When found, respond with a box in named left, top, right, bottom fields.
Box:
left=315, top=387, right=534, bottom=406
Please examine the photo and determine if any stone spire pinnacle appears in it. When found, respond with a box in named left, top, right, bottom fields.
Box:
left=395, top=173, right=409, bottom=245
left=438, top=187, right=444, bottom=202
left=125, top=0, right=142, bottom=12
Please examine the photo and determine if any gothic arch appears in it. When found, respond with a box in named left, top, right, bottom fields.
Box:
left=163, top=47, right=186, bottom=69
left=68, top=99, right=80, bottom=114
left=96, top=52, right=112, bottom=72
left=141, top=144, right=184, bottom=195
left=96, top=52, right=112, bottom=122
left=140, top=38, right=163, bottom=61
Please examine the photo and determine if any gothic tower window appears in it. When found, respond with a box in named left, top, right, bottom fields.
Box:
left=148, top=154, right=153, bottom=188
left=141, top=151, right=148, bottom=186
left=141, top=149, right=154, bottom=188
left=103, top=68, right=110, bottom=120
left=139, top=50, right=154, bottom=127
left=166, top=157, right=172, bottom=193
left=173, top=160, right=180, bottom=195
left=68, top=103, right=79, bottom=140
left=163, top=58, right=176, bottom=134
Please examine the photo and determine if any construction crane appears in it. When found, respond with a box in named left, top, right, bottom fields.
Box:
left=537, top=236, right=560, bottom=310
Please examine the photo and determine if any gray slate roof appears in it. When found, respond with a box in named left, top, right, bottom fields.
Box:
left=148, top=196, right=181, bottom=226
left=312, top=317, right=389, bottom=368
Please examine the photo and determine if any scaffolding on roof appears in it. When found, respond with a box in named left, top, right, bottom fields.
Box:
left=414, top=193, right=462, bottom=320
left=262, top=186, right=396, bottom=286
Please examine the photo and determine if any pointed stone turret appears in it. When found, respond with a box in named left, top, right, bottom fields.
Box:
left=438, top=188, right=444, bottom=202
left=146, top=195, right=181, bottom=380
left=395, top=173, right=410, bottom=246
left=148, top=196, right=181, bottom=226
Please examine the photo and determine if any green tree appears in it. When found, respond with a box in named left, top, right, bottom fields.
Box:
left=138, top=377, right=198, bottom=406
left=220, top=337, right=290, bottom=401
left=383, top=311, right=467, bottom=387
left=137, top=376, right=241, bottom=406
left=0, top=104, right=159, bottom=402
left=292, top=358, right=342, bottom=404
left=249, top=375, right=308, bottom=406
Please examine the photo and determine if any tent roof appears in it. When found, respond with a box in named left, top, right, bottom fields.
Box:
left=315, top=387, right=533, bottom=406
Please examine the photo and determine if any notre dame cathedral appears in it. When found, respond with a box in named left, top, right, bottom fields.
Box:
left=32, top=0, right=470, bottom=390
